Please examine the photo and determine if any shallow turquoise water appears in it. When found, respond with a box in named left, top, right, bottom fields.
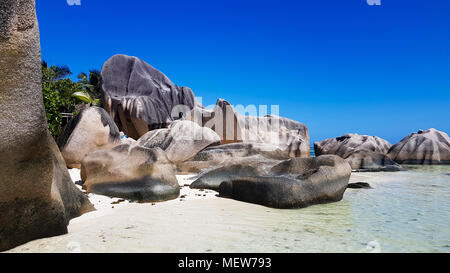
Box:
left=268, top=165, right=450, bottom=252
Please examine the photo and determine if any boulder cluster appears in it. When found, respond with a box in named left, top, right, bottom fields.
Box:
left=1, top=0, right=449, bottom=252
left=314, top=130, right=450, bottom=171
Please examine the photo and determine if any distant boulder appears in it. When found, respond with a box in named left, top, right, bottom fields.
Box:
left=314, top=134, right=392, bottom=158
left=387, top=129, right=450, bottom=164
left=136, top=120, right=221, bottom=163
left=186, top=98, right=310, bottom=157
left=314, top=134, right=402, bottom=171
left=81, top=145, right=179, bottom=202
left=58, top=107, right=122, bottom=169
left=219, top=155, right=352, bottom=209
left=101, top=54, right=198, bottom=139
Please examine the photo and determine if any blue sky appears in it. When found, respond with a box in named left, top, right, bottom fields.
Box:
left=36, top=0, right=449, bottom=144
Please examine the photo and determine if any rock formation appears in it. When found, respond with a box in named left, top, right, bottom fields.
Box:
left=81, top=145, right=180, bottom=202
left=176, top=142, right=284, bottom=173
left=136, top=120, right=221, bottom=163
left=314, top=134, right=392, bottom=158
left=186, top=98, right=310, bottom=157
left=314, top=134, right=402, bottom=171
left=190, top=164, right=265, bottom=191
left=101, top=54, right=198, bottom=139
left=387, top=129, right=450, bottom=164
left=58, top=106, right=122, bottom=169
left=0, top=0, right=93, bottom=251
left=219, top=155, right=352, bottom=209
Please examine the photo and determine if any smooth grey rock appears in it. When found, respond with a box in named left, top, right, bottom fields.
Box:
left=81, top=145, right=180, bottom=202
left=314, top=133, right=392, bottom=158
left=186, top=98, right=310, bottom=157
left=387, top=129, right=450, bottom=165
left=219, top=155, right=352, bottom=209
left=136, top=120, right=221, bottom=163
left=0, top=0, right=93, bottom=252
left=58, top=106, right=121, bottom=169
left=176, top=142, right=282, bottom=173
left=345, top=151, right=403, bottom=172
left=101, top=54, right=197, bottom=139
left=314, top=134, right=401, bottom=171
left=190, top=164, right=265, bottom=191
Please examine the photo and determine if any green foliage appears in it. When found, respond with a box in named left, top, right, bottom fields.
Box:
left=41, top=61, right=103, bottom=139
left=77, top=70, right=103, bottom=106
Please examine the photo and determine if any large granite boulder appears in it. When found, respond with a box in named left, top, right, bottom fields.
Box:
left=135, top=120, right=221, bottom=163
left=190, top=164, right=265, bottom=191
left=57, top=106, right=122, bottom=169
left=219, top=155, right=352, bottom=209
left=387, top=129, right=450, bottom=164
left=314, top=134, right=392, bottom=158
left=176, top=142, right=284, bottom=173
left=345, top=151, right=402, bottom=172
left=0, top=0, right=93, bottom=251
left=314, top=134, right=401, bottom=171
left=101, top=54, right=197, bottom=139
left=186, top=98, right=310, bottom=157
left=81, top=145, right=180, bottom=202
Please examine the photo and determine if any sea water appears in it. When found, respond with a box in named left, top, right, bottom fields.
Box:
left=7, top=165, right=450, bottom=253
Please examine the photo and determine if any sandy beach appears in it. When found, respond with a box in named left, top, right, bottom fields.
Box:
left=6, top=166, right=450, bottom=253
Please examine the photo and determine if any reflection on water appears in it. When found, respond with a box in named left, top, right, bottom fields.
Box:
left=7, top=165, right=450, bottom=253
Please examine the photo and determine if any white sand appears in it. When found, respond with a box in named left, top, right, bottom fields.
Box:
left=7, top=170, right=436, bottom=253
left=66, top=169, right=219, bottom=223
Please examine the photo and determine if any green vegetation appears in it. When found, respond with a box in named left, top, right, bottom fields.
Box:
left=41, top=61, right=102, bottom=138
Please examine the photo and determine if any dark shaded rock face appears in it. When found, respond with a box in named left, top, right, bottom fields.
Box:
left=219, top=155, right=352, bottom=209
left=314, top=134, right=401, bottom=171
left=58, top=106, right=122, bottom=169
left=136, top=120, right=221, bottom=163
left=81, top=145, right=180, bottom=202
left=190, top=165, right=265, bottom=191
left=387, top=129, right=450, bottom=165
left=0, top=0, right=93, bottom=252
left=347, top=182, right=372, bottom=189
left=101, top=54, right=197, bottom=139
left=186, top=98, right=310, bottom=157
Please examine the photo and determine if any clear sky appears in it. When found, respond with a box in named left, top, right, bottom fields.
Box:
left=35, top=0, right=449, bottom=144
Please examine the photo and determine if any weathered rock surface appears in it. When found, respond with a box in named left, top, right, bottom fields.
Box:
left=387, top=129, right=450, bottom=165
left=57, top=106, right=121, bottom=169
left=186, top=98, right=310, bottom=157
left=81, top=145, right=180, bottom=202
left=101, top=54, right=197, bottom=139
left=136, top=120, right=221, bottom=163
left=218, top=155, right=352, bottom=209
left=190, top=164, right=265, bottom=191
left=0, top=0, right=93, bottom=252
left=345, top=151, right=402, bottom=172
left=314, top=134, right=392, bottom=158
left=314, top=134, right=401, bottom=171
left=176, top=142, right=284, bottom=173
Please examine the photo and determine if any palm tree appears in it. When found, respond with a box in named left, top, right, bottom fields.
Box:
left=42, top=61, right=72, bottom=82
left=74, top=70, right=103, bottom=106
